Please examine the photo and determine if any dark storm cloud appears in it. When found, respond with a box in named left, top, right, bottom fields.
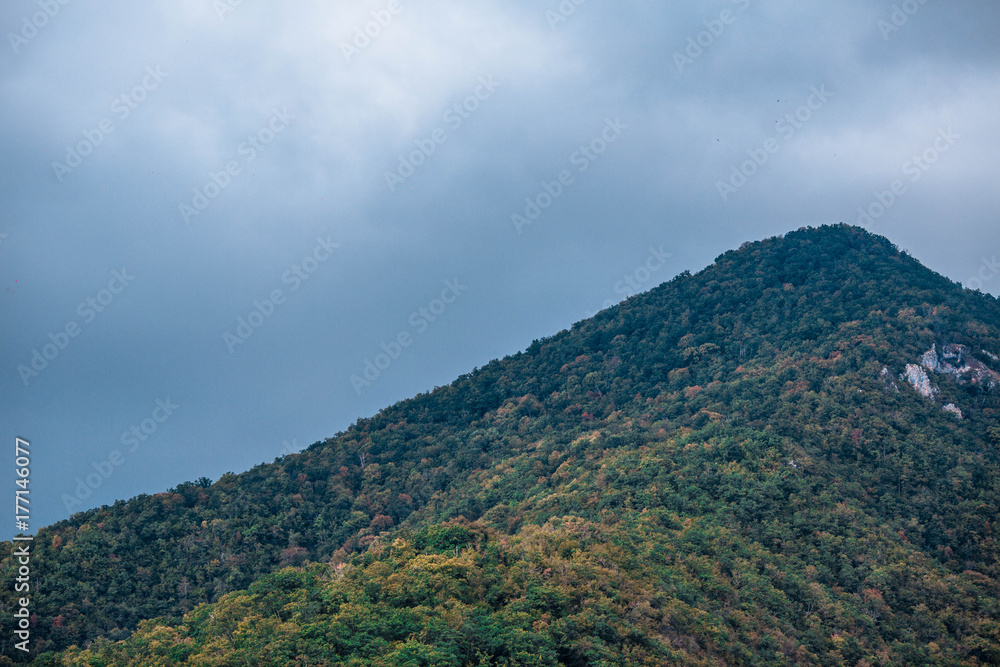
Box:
left=2, top=0, right=998, bottom=536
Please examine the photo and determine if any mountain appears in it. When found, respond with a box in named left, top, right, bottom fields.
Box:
left=4, top=224, right=1000, bottom=665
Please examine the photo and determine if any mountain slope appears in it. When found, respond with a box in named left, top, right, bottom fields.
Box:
left=4, top=224, right=1000, bottom=665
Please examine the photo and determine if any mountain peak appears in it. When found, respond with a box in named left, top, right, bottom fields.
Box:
left=7, top=225, right=1000, bottom=665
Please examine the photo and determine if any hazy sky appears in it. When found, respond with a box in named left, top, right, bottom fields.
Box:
left=3, top=0, right=999, bottom=537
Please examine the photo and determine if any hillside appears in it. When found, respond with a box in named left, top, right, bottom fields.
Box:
left=4, top=224, right=1000, bottom=665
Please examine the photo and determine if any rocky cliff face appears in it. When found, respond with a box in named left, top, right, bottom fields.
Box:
left=901, top=362, right=937, bottom=398
left=899, top=343, right=1000, bottom=417
left=939, top=343, right=1000, bottom=388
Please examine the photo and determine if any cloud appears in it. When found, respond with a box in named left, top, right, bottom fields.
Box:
left=2, top=0, right=999, bottom=536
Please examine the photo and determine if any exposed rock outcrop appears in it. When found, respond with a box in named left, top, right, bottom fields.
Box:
left=943, top=403, right=963, bottom=419
left=921, top=344, right=940, bottom=372
left=927, top=344, right=1000, bottom=390
left=899, top=344, right=999, bottom=417
left=901, top=363, right=938, bottom=398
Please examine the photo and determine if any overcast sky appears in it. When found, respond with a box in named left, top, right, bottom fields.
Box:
left=2, top=0, right=999, bottom=537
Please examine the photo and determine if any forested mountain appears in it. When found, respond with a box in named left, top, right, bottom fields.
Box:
left=4, top=224, right=1000, bottom=665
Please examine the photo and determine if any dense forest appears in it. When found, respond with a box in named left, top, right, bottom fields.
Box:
left=3, top=224, right=1000, bottom=665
